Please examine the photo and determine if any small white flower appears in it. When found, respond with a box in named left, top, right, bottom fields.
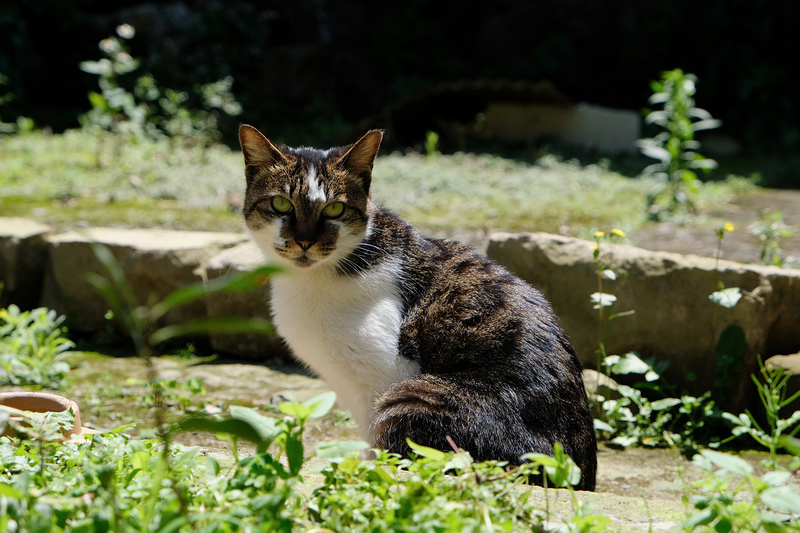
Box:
left=99, top=38, right=116, bottom=54
left=116, top=24, right=135, bottom=39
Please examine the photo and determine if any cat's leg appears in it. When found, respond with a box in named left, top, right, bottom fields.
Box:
left=370, top=373, right=596, bottom=491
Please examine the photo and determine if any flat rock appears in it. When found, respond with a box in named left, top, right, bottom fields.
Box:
left=205, top=242, right=290, bottom=361
left=0, top=217, right=54, bottom=310
left=488, top=232, right=800, bottom=411
left=41, top=227, right=246, bottom=332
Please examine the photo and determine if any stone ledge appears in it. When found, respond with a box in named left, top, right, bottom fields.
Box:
left=4, top=217, right=800, bottom=384
left=205, top=241, right=290, bottom=361
left=0, top=217, right=54, bottom=310
left=40, top=227, right=249, bottom=333
left=488, top=232, right=800, bottom=410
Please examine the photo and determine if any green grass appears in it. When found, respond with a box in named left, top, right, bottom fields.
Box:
left=0, top=129, right=755, bottom=236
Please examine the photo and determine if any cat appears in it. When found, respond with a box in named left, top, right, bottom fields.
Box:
left=238, top=124, right=597, bottom=490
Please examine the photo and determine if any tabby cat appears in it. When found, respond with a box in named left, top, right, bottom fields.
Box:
left=239, top=125, right=597, bottom=490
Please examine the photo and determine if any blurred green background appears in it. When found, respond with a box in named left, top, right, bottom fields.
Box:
left=1, top=1, right=797, bottom=181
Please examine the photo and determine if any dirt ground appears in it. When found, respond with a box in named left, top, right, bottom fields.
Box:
left=64, top=354, right=775, bottom=501
left=631, top=188, right=800, bottom=264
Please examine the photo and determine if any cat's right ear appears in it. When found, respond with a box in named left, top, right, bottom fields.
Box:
left=238, top=124, right=288, bottom=167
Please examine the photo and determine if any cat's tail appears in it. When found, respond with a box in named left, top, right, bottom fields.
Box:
left=370, top=373, right=597, bottom=491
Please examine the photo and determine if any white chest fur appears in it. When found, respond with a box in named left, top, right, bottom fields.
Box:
left=270, top=259, right=420, bottom=439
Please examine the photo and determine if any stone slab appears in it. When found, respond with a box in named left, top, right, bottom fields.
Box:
left=205, top=242, right=291, bottom=362
left=488, top=232, right=800, bottom=410
left=0, top=217, right=54, bottom=310
left=41, top=227, right=247, bottom=332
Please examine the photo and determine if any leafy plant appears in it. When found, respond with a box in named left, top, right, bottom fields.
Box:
left=79, top=24, right=241, bottom=161
left=589, top=229, right=633, bottom=367
left=709, top=222, right=747, bottom=392
left=125, top=376, right=207, bottom=413
left=307, top=438, right=594, bottom=532
left=751, top=208, right=795, bottom=267
left=0, top=304, right=75, bottom=389
left=680, top=450, right=800, bottom=532
left=638, top=69, right=720, bottom=219
left=0, top=71, right=16, bottom=133
left=78, top=24, right=145, bottom=141
left=722, top=356, right=800, bottom=469
left=85, top=242, right=278, bottom=438
left=0, top=393, right=340, bottom=532
left=424, top=130, right=440, bottom=157
left=594, top=352, right=721, bottom=451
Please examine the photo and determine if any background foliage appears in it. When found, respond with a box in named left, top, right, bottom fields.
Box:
left=1, top=0, right=798, bottom=172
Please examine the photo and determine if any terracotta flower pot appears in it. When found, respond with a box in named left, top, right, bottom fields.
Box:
left=0, top=391, right=94, bottom=442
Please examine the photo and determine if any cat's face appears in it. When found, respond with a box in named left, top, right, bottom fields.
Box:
left=239, top=125, right=383, bottom=270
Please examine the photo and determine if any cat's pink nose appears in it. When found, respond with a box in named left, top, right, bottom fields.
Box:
left=297, top=240, right=315, bottom=251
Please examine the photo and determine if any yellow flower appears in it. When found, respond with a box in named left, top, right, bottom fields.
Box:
left=590, top=244, right=599, bottom=251
left=594, top=231, right=605, bottom=238
left=725, top=222, right=735, bottom=232
left=611, top=229, right=626, bottom=238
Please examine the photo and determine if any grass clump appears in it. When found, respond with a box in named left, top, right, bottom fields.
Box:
left=1, top=129, right=754, bottom=236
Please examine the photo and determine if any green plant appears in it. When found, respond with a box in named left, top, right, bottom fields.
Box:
left=126, top=376, right=207, bottom=413
left=722, top=356, right=800, bottom=469
left=424, top=130, right=440, bottom=157
left=594, top=352, right=722, bottom=451
left=589, top=229, right=633, bottom=367
left=751, top=208, right=795, bottom=267
left=708, top=222, right=747, bottom=392
left=79, top=24, right=241, bottom=161
left=680, top=449, right=800, bottom=532
left=0, top=393, right=341, bottom=532
left=79, top=24, right=145, bottom=141
left=0, top=71, right=15, bottom=133
left=307, top=438, right=594, bottom=532
left=0, top=304, right=75, bottom=389
left=85, top=242, right=278, bottom=435
left=638, top=69, right=720, bottom=219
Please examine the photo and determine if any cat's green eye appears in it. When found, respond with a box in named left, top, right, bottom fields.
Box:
left=271, top=196, right=293, bottom=214
left=323, top=202, right=345, bottom=218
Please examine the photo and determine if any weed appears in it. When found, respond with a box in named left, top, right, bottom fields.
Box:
left=79, top=24, right=241, bottom=163
left=708, top=223, right=747, bottom=392
left=0, top=71, right=15, bottom=133
left=722, top=356, right=800, bottom=469
left=125, top=376, right=207, bottom=413
left=0, top=304, right=75, bottom=389
left=638, top=69, right=720, bottom=219
left=751, top=208, right=795, bottom=267
left=424, top=130, right=440, bottom=157
left=680, top=450, right=800, bottom=532
left=589, top=228, right=633, bottom=368
left=594, top=352, right=722, bottom=451
left=308, top=438, right=588, bottom=532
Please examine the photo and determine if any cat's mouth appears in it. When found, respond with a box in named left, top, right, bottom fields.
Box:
left=292, top=255, right=317, bottom=268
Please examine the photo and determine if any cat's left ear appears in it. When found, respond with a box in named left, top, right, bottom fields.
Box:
left=335, top=130, right=384, bottom=190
